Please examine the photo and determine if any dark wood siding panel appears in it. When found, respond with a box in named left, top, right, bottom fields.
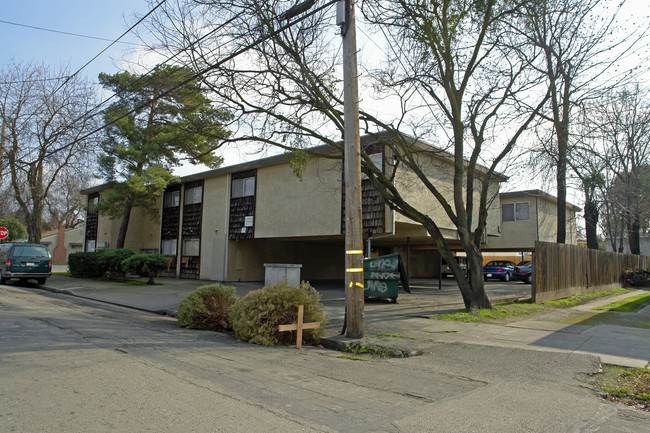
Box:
left=84, top=192, right=99, bottom=251
left=229, top=170, right=256, bottom=240
left=160, top=185, right=181, bottom=277
left=180, top=180, right=203, bottom=279
left=341, top=145, right=386, bottom=235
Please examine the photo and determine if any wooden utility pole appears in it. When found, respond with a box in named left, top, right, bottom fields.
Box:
left=340, top=0, right=364, bottom=338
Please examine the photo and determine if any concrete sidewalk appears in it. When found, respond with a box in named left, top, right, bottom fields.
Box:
left=37, top=271, right=650, bottom=368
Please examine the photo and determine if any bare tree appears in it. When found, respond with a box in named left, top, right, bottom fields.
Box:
left=0, top=61, right=99, bottom=242
left=42, top=168, right=90, bottom=230
left=144, top=0, right=550, bottom=311
left=515, top=0, right=648, bottom=244
left=595, top=86, right=650, bottom=254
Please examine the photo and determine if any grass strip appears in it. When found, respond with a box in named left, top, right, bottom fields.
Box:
left=433, top=288, right=633, bottom=323
left=595, top=292, right=650, bottom=312
left=434, top=302, right=544, bottom=323
left=544, top=288, right=632, bottom=308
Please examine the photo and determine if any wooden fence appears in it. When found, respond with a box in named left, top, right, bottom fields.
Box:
left=532, top=241, right=650, bottom=303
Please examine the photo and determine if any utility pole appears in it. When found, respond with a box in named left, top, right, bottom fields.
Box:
left=279, top=0, right=364, bottom=338
left=339, top=0, right=364, bottom=338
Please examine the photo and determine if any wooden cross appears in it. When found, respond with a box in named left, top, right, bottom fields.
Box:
left=277, top=305, right=321, bottom=349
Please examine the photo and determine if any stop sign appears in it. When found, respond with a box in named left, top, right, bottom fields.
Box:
left=0, top=227, right=8, bottom=240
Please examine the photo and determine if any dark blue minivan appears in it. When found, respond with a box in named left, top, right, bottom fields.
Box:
left=0, top=243, right=52, bottom=285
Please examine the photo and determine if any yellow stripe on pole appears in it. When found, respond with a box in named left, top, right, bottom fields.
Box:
left=346, top=250, right=364, bottom=255
left=346, top=268, right=364, bottom=273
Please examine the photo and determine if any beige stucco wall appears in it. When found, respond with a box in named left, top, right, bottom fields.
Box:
left=255, top=157, right=343, bottom=238
left=199, top=176, right=230, bottom=281
left=487, top=194, right=578, bottom=250
left=393, top=153, right=502, bottom=239
left=91, top=197, right=162, bottom=252
left=125, top=203, right=162, bottom=251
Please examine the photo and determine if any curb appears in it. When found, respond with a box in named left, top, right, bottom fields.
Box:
left=39, top=284, right=177, bottom=318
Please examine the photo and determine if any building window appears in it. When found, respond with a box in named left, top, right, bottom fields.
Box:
left=184, top=186, right=203, bottom=205
left=162, top=239, right=177, bottom=256
left=502, top=202, right=530, bottom=222
left=361, top=152, right=383, bottom=180
left=232, top=176, right=255, bottom=198
left=183, top=239, right=200, bottom=256
left=164, top=190, right=180, bottom=208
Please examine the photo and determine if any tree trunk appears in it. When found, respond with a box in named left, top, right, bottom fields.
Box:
left=465, top=248, right=492, bottom=312
left=116, top=197, right=134, bottom=249
left=627, top=215, right=641, bottom=255
left=454, top=230, right=492, bottom=313
left=584, top=198, right=599, bottom=250
left=616, top=218, right=624, bottom=251
left=26, top=204, right=43, bottom=243
left=556, top=144, right=567, bottom=244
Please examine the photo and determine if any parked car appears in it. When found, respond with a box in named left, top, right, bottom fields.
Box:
left=0, top=242, right=52, bottom=285
left=513, top=261, right=533, bottom=284
left=441, top=257, right=467, bottom=278
left=483, top=260, right=516, bottom=281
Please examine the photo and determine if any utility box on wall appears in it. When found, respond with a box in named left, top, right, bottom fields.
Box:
left=264, top=263, right=303, bottom=286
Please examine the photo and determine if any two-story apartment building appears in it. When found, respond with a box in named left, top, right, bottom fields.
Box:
left=81, top=135, right=505, bottom=281
left=486, top=189, right=580, bottom=251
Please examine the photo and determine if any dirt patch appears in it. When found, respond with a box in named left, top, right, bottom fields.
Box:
left=587, top=364, right=650, bottom=411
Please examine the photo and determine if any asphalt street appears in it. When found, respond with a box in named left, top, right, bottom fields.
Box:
left=1, top=282, right=649, bottom=432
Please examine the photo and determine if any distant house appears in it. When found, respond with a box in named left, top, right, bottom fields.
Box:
left=485, top=190, right=580, bottom=252
left=605, top=237, right=650, bottom=256
left=81, top=135, right=506, bottom=281
left=41, top=225, right=85, bottom=263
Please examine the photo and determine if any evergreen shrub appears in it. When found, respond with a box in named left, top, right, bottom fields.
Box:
left=122, top=253, right=169, bottom=284
left=68, top=252, right=103, bottom=278
left=96, top=248, right=135, bottom=280
left=177, top=284, right=239, bottom=331
left=230, top=281, right=326, bottom=346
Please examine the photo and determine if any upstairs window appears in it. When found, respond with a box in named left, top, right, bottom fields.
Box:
left=184, top=185, right=203, bottom=205
left=164, top=190, right=180, bottom=208
left=232, top=176, right=255, bottom=198
left=502, top=202, right=530, bottom=222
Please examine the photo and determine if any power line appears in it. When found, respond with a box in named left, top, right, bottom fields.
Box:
left=57, top=0, right=339, bottom=155
left=0, top=19, right=145, bottom=46
left=0, top=76, right=71, bottom=85
left=16, top=0, right=168, bottom=129
left=55, top=0, right=168, bottom=94
left=55, top=11, right=246, bottom=143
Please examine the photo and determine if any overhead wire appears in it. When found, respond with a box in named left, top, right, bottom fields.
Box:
left=57, top=10, right=246, bottom=141
left=0, top=18, right=145, bottom=46
left=55, top=0, right=340, bottom=155
left=0, top=76, right=71, bottom=85
left=55, top=0, right=168, bottom=93
left=15, top=0, right=169, bottom=126
left=356, top=10, right=441, bottom=126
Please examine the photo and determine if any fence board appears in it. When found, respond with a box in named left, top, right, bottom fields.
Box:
left=532, top=241, right=649, bottom=303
